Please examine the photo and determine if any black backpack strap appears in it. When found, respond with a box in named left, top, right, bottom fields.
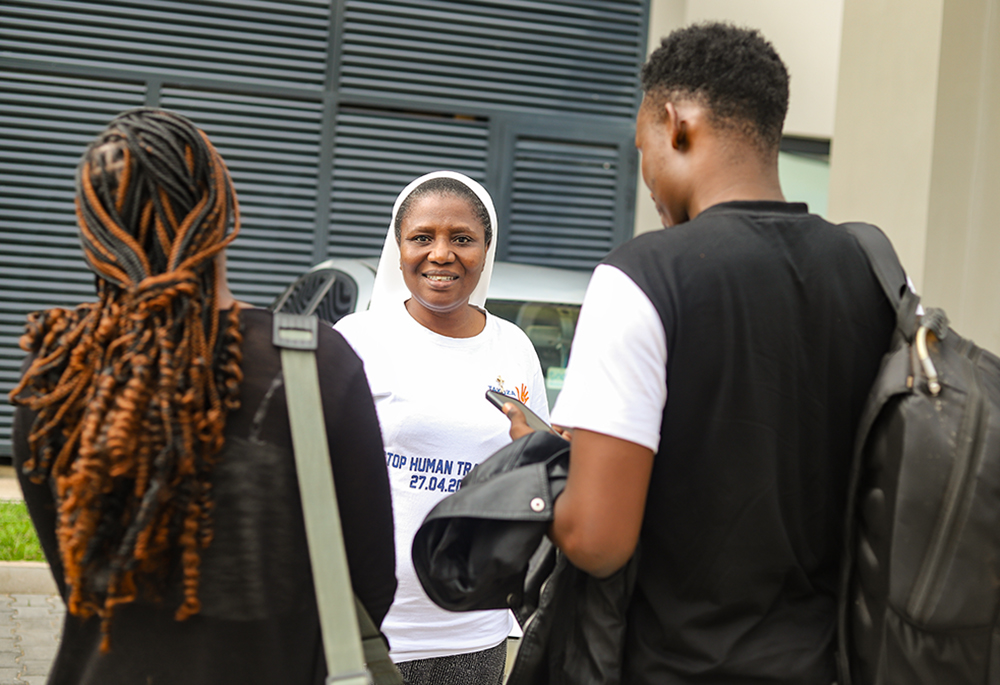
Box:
left=842, top=222, right=907, bottom=309
left=836, top=222, right=917, bottom=685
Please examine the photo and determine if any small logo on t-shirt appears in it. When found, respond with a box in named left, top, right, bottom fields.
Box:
left=488, top=379, right=530, bottom=404
left=515, top=383, right=529, bottom=404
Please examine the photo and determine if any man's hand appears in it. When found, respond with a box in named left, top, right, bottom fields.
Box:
left=501, top=402, right=535, bottom=441
left=501, top=402, right=572, bottom=442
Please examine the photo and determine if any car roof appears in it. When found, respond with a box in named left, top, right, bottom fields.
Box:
left=487, top=261, right=591, bottom=306
left=309, top=258, right=592, bottom=308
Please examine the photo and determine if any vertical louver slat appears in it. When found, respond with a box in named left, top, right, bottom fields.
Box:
left=0, top=0, right=331, bottom=90
left=340, top=0, right=645, bottom=118
left=0, top=71, right=146, bottom=456
left=507, top=138, right=618, bottom=269
left=328, top=109, right=489, bottom=258
left=160, top=88, right=324, bottom=307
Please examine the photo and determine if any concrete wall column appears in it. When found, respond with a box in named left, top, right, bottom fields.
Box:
left=829, top=0, right=1000, bottom=351
left=634, top=0, right=688, bottom=235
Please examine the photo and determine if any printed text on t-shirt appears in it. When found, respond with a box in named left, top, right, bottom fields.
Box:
left=386, top=451, right=476, bottom=493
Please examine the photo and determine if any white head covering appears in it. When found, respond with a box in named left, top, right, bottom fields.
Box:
left=368, top=170, right=498, bottom=311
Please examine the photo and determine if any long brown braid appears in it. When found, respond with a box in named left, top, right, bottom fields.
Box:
left=10, top=108, right=244, bottom=649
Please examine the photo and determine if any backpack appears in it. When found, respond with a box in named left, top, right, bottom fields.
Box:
left=837, top=223, right=1000, bottom=684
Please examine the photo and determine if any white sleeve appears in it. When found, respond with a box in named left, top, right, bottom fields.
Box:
left=550, top=264, right=667, bottom=452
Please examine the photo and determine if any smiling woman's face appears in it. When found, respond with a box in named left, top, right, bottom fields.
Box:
left=398, top=192, right=488, bottom=320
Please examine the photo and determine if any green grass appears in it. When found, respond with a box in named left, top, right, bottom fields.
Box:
left=0, top=500, right=45, bottom=562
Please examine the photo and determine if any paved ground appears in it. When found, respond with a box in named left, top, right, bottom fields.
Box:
left=0, top=594, right=64, bottom=684
left=0, top=468, right=20, bottom=502
left=2, top=469, right=64, bottom=684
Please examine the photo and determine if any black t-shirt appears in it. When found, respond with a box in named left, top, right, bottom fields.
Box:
left=13, top=308, right=396, bottom=685
left=604, top=202, right=895, bottom=684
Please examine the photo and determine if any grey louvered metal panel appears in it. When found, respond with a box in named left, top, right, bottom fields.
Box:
left=0, top=71, right=146, bottom=457
left=1, top=0, right=330, bottom=91
left=507, top=138, right=618, bottom=269
left=0, top=2, right=649, bottom=458
left=328, top=109, right=489, bottom=258
left=339, top=0, right=645, bottom=119
left=160, top=87, right=324, bottom=306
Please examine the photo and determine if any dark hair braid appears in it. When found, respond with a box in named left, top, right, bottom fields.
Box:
left=10, top=108, right=243, bottom=650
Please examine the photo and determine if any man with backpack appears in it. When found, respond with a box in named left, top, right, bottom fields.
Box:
left=535, top=23, right=897, bottom=683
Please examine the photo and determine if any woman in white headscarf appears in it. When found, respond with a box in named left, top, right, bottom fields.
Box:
left=335, top=171, right=549, bottom=684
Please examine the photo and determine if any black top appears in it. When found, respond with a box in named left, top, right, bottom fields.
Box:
left=604, top=202, right=895, bottom=684
left=13, top=307, right=397, bottom=685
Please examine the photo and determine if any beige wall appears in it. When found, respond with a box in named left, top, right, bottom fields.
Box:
left=633, top=0, right=1000, bottom=351
left=643, top=0, right=843, bottom=138
left=633, top=0, right=686, bottom=235
left=829, top=0, right=1000, bottom=351
left=635, top=0, right=845, bottom=234
left=682, top=0, right=844, bottom=139
left=827, top=0, right=944, bottom=284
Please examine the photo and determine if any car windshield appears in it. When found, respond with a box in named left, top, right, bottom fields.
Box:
left=486, top=299, right=580, bottom=411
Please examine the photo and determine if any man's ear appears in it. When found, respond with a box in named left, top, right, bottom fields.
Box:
left=664, top=101, right=689, bottom=152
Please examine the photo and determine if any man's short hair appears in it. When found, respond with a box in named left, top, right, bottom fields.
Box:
left=641, top=22, right=789, bottom=152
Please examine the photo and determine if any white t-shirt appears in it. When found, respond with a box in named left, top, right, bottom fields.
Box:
left=335, top=302, right=549, bottom=662
left=550, top=264, right=668, bottom=451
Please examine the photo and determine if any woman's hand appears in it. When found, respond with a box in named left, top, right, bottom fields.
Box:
left=501, top=402, right=572, bottom=442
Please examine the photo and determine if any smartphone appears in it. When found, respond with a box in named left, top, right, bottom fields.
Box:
left=485, top=389, right=555, bottom=434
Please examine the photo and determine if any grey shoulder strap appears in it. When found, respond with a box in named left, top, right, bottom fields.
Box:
left=273, top=313, right=400, bottom=685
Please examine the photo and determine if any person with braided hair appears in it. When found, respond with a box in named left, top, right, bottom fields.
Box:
left=10, top=108, right=396, bottom=684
